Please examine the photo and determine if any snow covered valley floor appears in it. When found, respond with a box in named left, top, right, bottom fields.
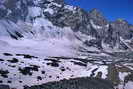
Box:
left=0, top=38, right=133, bottom=89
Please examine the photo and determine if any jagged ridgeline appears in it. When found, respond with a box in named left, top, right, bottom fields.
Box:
left=0, top=0, right=133, bottom=50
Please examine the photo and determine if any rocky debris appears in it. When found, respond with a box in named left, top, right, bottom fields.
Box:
left=37, top=76, right=42, bottom=81
left=41, top=71, right=45, bottom=74
left=0, top=69, right=9, bottom=78
left=71, top=61, right=87, bottom=66
left=23, top=55, right=38, bottom=59
left=0, top=59, right=4, bottom=61
left=19, top=80, right=23, bottom=83
left=3, top=53, right=13, bottom=56
left=7, top=80, right=12, bottom=83
left=50, top=56, right=91, bottom=63
left=47, top=61, right=59, bottom=67
left=59, top=66, right=66, bottom=71
left=8, top=65, right=16, bottom=68
left=18, top=65, right=40, bottom=75
left=96, top=72, right=103, bottom=78
left=7, top=58, right=19, bottom=63
left=0, top=81, right=3, bottom=83
left=50, top=56, right=112, bottom=65
left=24, top=77, right=114, bottom=89
left=30, top=65, right=40, bottom=71
left=90, top=68, right=98, bottom=77
left=45, top=58, right=61, bottom=63
left=18, top=67, right=32, bottom=75
left=16, top=54, right=38, bottom=59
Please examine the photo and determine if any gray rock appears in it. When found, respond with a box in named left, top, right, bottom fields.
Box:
left=0, top=85, right=10, bottom=89
left=88, top=8, right=108, bottom=26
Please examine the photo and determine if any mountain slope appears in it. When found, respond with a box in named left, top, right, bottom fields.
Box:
left=0, top=0, right=133, bottom=51
left=0, top=0, right=133, bottom=89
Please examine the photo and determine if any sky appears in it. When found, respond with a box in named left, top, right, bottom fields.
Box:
left=65, top=0, right=133, bottom=24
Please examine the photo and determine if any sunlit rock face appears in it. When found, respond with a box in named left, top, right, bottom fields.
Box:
left=111, top=19, right=132, bottom=40
left=0, top=0, right=133, bottom=89
left=0, top=0, right=133, bottom=50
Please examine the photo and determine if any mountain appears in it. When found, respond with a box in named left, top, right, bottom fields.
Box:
left=0, top=0, right=133, bottom=89
left=0, top=0, right=133, bottom=51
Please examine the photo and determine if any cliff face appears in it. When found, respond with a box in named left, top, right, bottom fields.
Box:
left=0, top=0, right=133, bottom=50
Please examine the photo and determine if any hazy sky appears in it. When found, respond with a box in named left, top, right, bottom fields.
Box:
left=65, top=0, right=133, bottom=24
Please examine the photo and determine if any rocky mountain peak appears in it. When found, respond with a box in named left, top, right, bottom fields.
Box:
left=88, top=8, right=108, bottom=26
left=89, top=8, right=102, bottom=16
left=115, top=18, right=128, bottom=25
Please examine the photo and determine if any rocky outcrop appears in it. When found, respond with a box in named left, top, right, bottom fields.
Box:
left=0, top=0, right=133, bottom=50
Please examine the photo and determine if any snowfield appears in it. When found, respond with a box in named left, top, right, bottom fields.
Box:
left=0, top=32, right=133, bottom=89
left=0, top=37, right=133, bottom=89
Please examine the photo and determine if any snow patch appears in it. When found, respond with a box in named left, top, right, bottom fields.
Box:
left=119, top=72, right=129, bottom=81
left=28, top=6, right=42, bottom=18
left=44, top=8, right=54, bottom=15
left=125, top=81, right=133, bottom=89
